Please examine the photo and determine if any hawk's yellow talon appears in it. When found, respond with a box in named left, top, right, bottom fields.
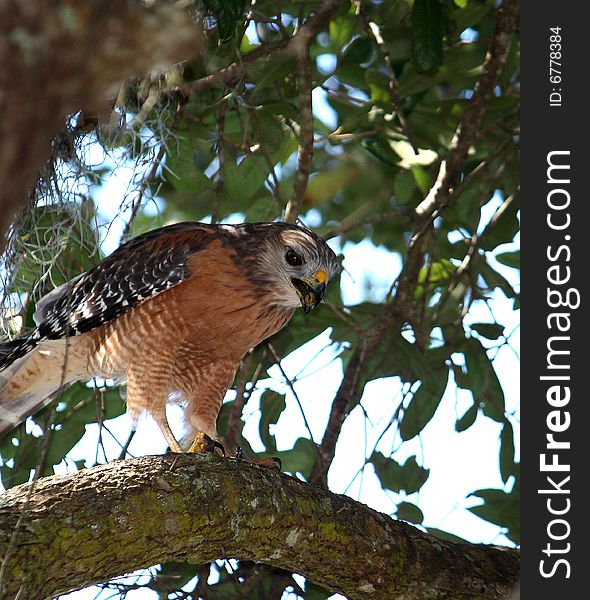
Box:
left=188, top=432, right=225, bottom=455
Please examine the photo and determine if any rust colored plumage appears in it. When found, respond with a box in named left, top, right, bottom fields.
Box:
left=0, top=222, right=340, bottom=451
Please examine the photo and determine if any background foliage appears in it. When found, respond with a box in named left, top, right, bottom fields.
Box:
left=0, top=0, right=519, bottom=597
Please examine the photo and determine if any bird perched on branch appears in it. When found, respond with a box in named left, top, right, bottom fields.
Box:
left=0, top=222, right=340, bottom=452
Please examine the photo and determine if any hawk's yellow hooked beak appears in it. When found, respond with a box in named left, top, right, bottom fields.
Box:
left=290, top=270, right=328, bottom=313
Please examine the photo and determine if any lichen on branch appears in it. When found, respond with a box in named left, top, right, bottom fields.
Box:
left=0, top=455, right=518, bottom=599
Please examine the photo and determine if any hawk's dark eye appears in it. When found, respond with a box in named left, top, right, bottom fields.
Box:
left=285, top=249, right=304, bottom=266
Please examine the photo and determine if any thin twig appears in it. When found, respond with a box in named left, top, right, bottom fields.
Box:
left=211, top=104, right=226, bottom=225
left=322, top=210, right=411, bottom=240
left=362, top=14, right=418, bottom=153
left=117, top=429, right=136, bottom=460
left=266, top=342, right=318, bottom=447
left=415, top=0, right=520, bottom=220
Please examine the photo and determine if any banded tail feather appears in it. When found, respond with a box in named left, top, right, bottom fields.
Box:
left=0, top=332, right=42, bottom=370
left=0, top=336, right=79, bottom=437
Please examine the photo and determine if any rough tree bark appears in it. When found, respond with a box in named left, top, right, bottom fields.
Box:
left=0, top=0, right=201, bottom=252
left=0, top=455, right=519, bottom=599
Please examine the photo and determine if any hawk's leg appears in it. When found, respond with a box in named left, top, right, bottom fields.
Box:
left=154, top=414, right=184, bottom=454
left=126, top=358, right=184, bottom=453
left=174, top=360, right=236, bottom=457
left=233, top=446, right=282, bottom=470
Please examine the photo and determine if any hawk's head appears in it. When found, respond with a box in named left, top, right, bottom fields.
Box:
left=233, top=223, right=341, bottom=312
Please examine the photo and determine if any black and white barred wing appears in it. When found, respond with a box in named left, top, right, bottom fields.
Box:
left=1, top=223, right=214, bottom=370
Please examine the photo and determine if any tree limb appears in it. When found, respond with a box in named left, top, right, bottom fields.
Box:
left=0, top=455, right=519, bottom=599
left=284, top=0, right=342, bottom=223
left=283, top=43, right=314, bottom=223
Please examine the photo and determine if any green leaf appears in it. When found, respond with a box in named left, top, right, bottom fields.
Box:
left=416, top=259, right=456, bottom=299
left=203, top=0, right=246, bottom=43
left=165, top=129, right=214, bottom=194
left=244, top=196, right=281, bottom=222
left=362, top=137, right=400, bottom=167
left=277, top=437, right=317, bottom=479
left=248, top=53, right=296, bottom=99
left=365, top=69, right=392, bottom=103
left=258, top=390, right=286, bottom=453
left=426, top=527, right=469, bottom=543
left=470, top=323, right=505, bottom=340
left=499, top=419, right=516, bottom=483
left=411, top=0, right=445, bottom=74
left=397, top=501, right=424, bottom=524
left=394, top=170, right=417, bottom=205
left=422, top=259, right=456, bottom=285
left=462, top=338, right=505, bottom=422
left=400, top=367, right=449, bottom=440
left=370, top=452, right=430, bottom=494
left=468, top=487, right=520, bottom=543
left=340, top=36, right=373, bottom=66
left=495, top=251, right=520, bottom=269
left=450, top=363, right=470, bottom=390
left=305, top=581, right=333, bottom=600
left=455, top=401, right=478, bottom=432
left=411, top=165, right=431, bottom=195
left=329, top=14, right=356, bottom=49
left=480, top=193, right=520, bottom=251
left=445, top=177, right=482, bottom=233
left=449, top=1, right=492, bottom=37
left=224, top=155, right=271, bottom=203
left=155, top=563, right=200, bottom=592
left=363, top=333, right=445, bottom=396
left=476, top=255, right=516, bottom=300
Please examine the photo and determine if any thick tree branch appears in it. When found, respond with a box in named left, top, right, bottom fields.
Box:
left=284, top=0, right=342, bottom=223
left=283, top=44, right=314, bottom=223
left=311, top=0, right=519, bottom=483
left=0, top=0, right=202, bottom=252
left=0, top=455, right=519, bottom=599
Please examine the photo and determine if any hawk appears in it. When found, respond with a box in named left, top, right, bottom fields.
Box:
left=0, top=222, right=340, bottom=452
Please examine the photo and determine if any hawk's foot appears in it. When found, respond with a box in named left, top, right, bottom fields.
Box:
left=188, top=432, right=225, bottom=456
left=234, top=447, right=281, bottom=470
